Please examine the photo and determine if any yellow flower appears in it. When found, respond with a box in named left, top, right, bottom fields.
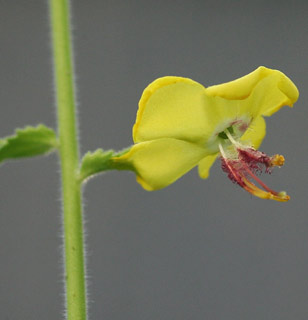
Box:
left=114, top=66, right=299, bottom=201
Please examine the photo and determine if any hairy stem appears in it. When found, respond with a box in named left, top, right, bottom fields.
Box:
left=49, top=0, right=87, bottom=319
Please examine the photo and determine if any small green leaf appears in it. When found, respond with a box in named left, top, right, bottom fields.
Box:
left=79, top=147, right=132, bottom=182
left=0, top=124, right=58, bottom=163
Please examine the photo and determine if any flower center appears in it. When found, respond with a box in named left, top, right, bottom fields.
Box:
left=218, top=126, right=234, bottom=140
left=218, top=129, right=289, bottom=202
left=207, top=117, right=251, bottom=153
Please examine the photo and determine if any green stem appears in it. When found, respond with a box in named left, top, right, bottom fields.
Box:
left=49, top=1, right=87, bottom=319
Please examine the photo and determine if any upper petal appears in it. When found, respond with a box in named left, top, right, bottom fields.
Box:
left=205, top=66, right=299, bottom=117
left=133, top=77, right=210, bottom=145
left=114, top=138, right=208, bottom=190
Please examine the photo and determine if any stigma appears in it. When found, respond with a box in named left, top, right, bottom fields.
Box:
left=218, top=130, right=290, bottom=202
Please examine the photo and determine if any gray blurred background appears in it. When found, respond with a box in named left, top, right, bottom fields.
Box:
left=0, top=1, right=307, bottom=319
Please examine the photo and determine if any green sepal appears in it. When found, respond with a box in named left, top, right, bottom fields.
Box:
left=78, top=147, right=133, bottom=182
left=0, top=124, right=58, bottom=163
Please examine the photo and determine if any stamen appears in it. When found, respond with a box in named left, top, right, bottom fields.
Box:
left=241, top=162, right=277, bottom=193
left=218, top=143, right=227, bottom=158
left=237, top=148, right=284, bottom=171
left=225, top=129, right=239, bottom=146
left=241, top=163, right=289, bottom=201
left=219, top=143, right=290, bottom=202
left=241, top=177, right=290, bottom=202
left=270, top=154, right=285, bottom=167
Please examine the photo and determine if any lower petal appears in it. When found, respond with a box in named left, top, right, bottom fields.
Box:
left=198, top=153, right=218, bottom=179
left=114, top=138, right=208, bottom=190
left=240, top=116, right=266, bottom=149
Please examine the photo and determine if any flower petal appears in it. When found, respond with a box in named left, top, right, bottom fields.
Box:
left=206, top=67, right=272, bottom=99
left=205, top=66, right=299, bottom=118
left=240, top=116, right=266, bottom=149
left=247, top=70, right=299, bottom=117
left=198, top=153, right=218, bottom=179
left=114, top=138, right=208, bottom=190
left=205, top=66, right=297, bottom=101
left=133, top=77, right=210, bottom=145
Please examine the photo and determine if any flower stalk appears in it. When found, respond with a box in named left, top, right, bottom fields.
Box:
left=49, top=0, right=87, bottom=319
